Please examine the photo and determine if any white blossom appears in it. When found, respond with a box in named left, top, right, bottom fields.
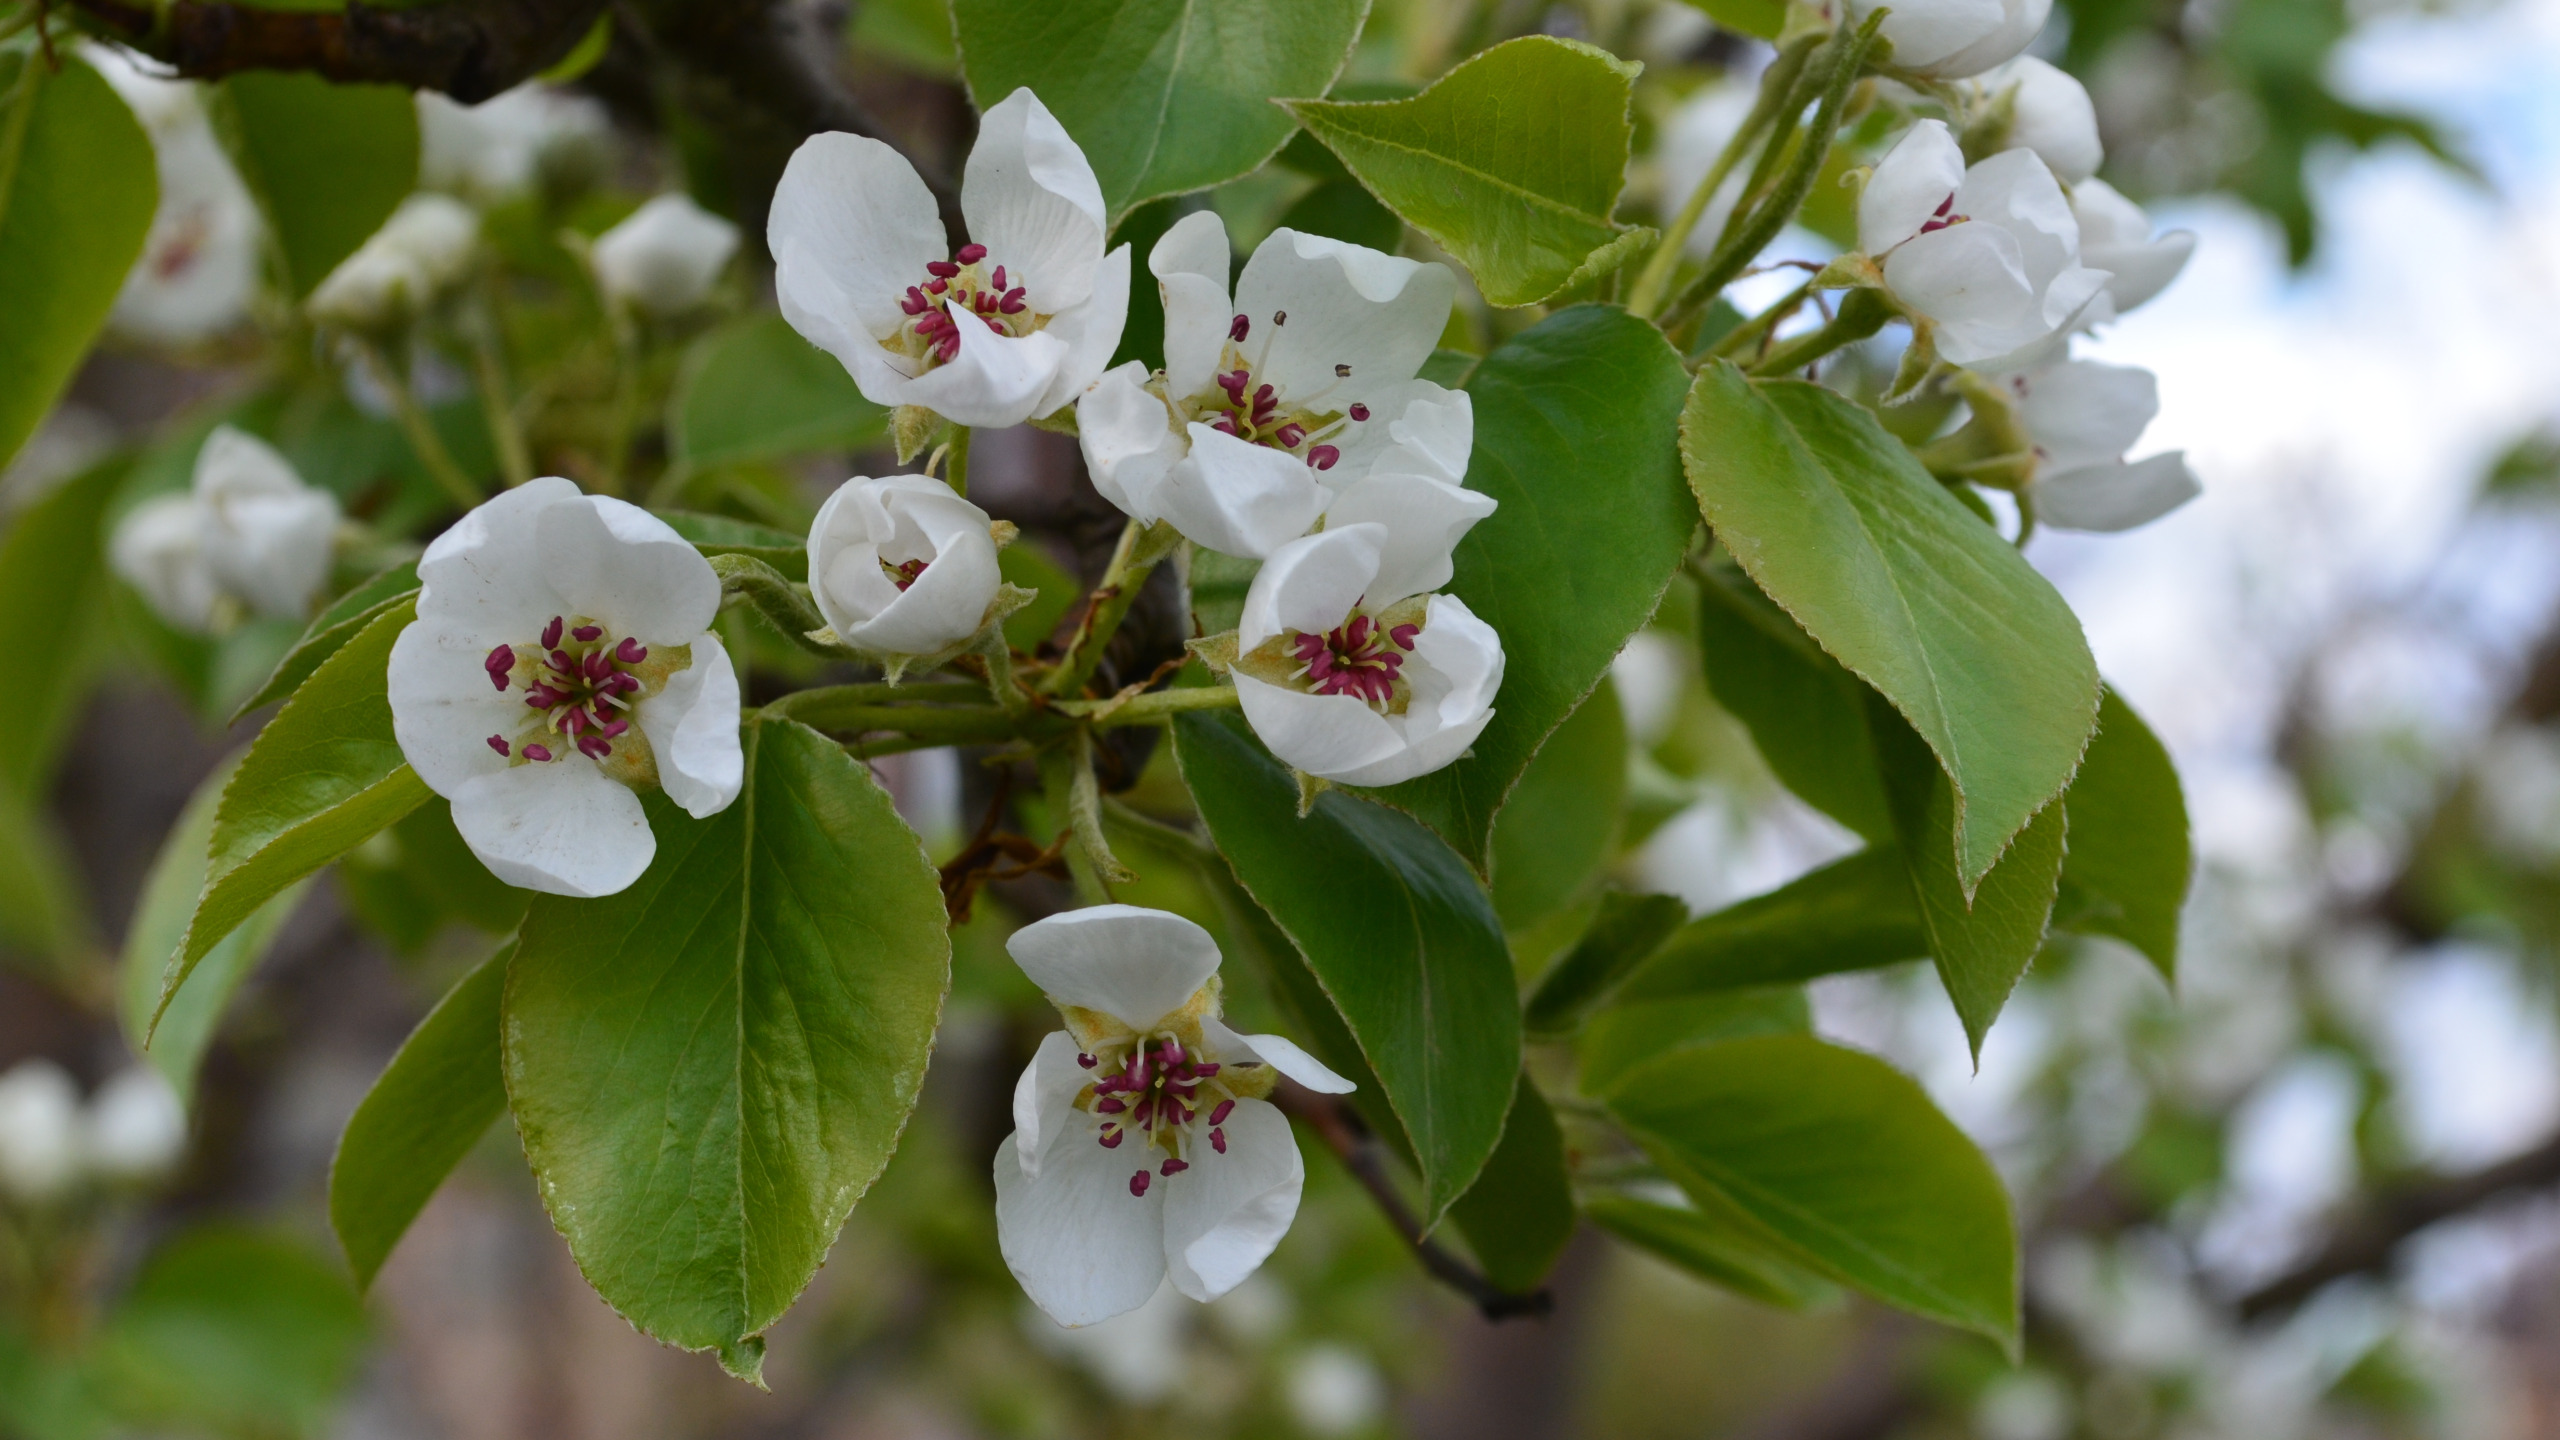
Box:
left=995, top=905, right=1354, bottom=1327
left=308, top=193, right=482, bottom=330
left=591, top=193, right=740, bottom=316
left=0, top=1061, right=83, bottom=1204
left=109, top=425, right=340, bottom=631
left=1231, top=523, right=1503, bottom=787
left=87, top=46, right=262, bottom=345
left=770, top=88, right=1129, bottom=429
left=110, top=493, right=222, bottom=633
left=417, top=84, right=610, bottom=202
left=1967, top=56, right=2102, bottom=185
left=2003, top=357, right=2200, bottom=531
left=1856, top=119, right=2110, bottom=365
left=86, top=1068, right=188, bottom=1182
left=387, top=477, right=743, bottom=898
left=806, top=473, right=1002, bottom=656
left=1846, top=0, right=2050, bottom=79
left=2072, top=178, right=2195, bottom=315
left=1078, top=211, right=1482, bottom=561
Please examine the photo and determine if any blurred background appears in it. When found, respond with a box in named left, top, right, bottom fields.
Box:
left=6, top=0, right=2560, bottom=1436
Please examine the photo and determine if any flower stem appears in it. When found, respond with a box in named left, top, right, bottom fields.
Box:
left=1042, top=518, right=1181, bottom=699
left=1742, top=285, right=1895, bottom=375
left=1627, top=30, right=1821, bottom=319
left=466, top=288, right=534, bottom=487
left=1054, top=682, right=1240, bottom=728
left=943, top=425, right=972, bottom=498
left=1039, top=742, right=1118, bottom=903
left=360, top=340, right=483, bottom=512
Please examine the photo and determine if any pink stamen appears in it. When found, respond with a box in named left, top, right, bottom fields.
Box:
left=956, top=243, right=987, bottom=264
left=1308, top=445, right=1340, bottom=470
left=571, top=624, right=602, bottom=642
left=541, top=616, right=564, bottom=649
left=521, top=743, right=552, bottom=762
left=1210, top=1099, right=1234, bottom=1125
left=926, top=259, right=960, bottom=278
left=1160, top=1158, right=1188, bottom=1176
left=487, top=735, right=510, bottom=756
left=1129, top=1171, right=1151, bottom=1197
left=1077, top=1053, right=1097, bottom=1069
left=1211, top=1128, right=1226, bottom=1154
left=1230, top=314, right=1250, bottom=341
left=1350, top=403, right=1370, bottom=421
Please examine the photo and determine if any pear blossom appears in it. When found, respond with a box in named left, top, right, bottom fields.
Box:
left=109, top=425, right=340, bottom=631
left=0, top=1061, right=82, bottom=1203
left=2072, top=178, right=2195, bottom=315
left=994, top=905, right=1354, bottom=1327
left=110, top=494, right=222, bottom=633
left=1231, top=523, right=1503, bottom=787
left=2002, top=358, right=2200, bottom=531
left=1855, top=119, right=2110, bottom=365
left=86, top=1068, right=188, bottom=1181
left=807, top=474, right=1002, bottom=656
left=308, top=193, right=481, bottom=330
left=417, top=84, right=610, bottom=202
left=387, top=477, right=742, bottom=898
left=1966, top=57, right=2102, bottom=185
left=1657, top=84, right=1756, bottom=259
left=1078, top=212, right=1476, bottom=560
left=1846, top=0, right=2050, bottom=79
left=770, top=88, right=1129, bottom=429
left=88, top=47, right=262, bottom=344
left=592, top=193, right=740, bottom=316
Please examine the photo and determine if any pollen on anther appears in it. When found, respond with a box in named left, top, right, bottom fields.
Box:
left=1335, top=363, right=1351, bottom=377
left=1229, top=314, right=1249, bottom=341
left=1160, top=1158, right=1189, bottom=1176
left=487, top=735, right=510, bottom=756
left=1211, top=1128, right=1227, bottom=1154
left=1129, top=1170, right=1151, bottom=1197
left=522, top=743, right=553, bottom=763
left=1273, top=310, right=1287, bottom=325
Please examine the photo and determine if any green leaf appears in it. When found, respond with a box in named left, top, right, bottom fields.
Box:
left=669, top=311, right=887, bottom=473
left=1580, top=985, right=1808, bottom=1095
left=1490, top=679, right=1625, bottom=929
left=1446, top=1075, right=1577, bottom=1293
left=1587, top=1194, right=1839, bottom=1309
left=1365, top=305, right=1693, bottom=868
left=335, top=799, right=528, bottom=955
left=1681, top=363, right=2100, bottom=893
left=1871, top=696, right=2066, bottom=1057
left=1694, top=560, right=1891, bottom=842
left=94, top=1227, right=368, bottom=1438
left=1679, top=0, right=1787, bottom=40
left=998, top=541, right=1080, bottom=651
left=1523, top=889, right=1689, bottom=1036
left=0, top=798, right=87, bottom=972
left=1173, top=711, right=1519, bottom=1222
left=657, top=509, right=810, bottom=582
left=233, top=559, right=421, bottom=721
left=0, top=54, right=155, bottom=472
left=2052, top=688, right=2189, bottom=979
left=216, top=71, right=419, bottom=298
left=505, top=719, right=949, bottom=1368
left=1605, top=1034, right=2019, bottom=1348
left=165, top=602, right=433, bottom=1028
left=1616, top=847, right=1923, bottom=1000
left=119, top=756, right=308, bottom=1104
left=953, top=0, right=1370, bottom=222
left=331, top=947, right=509, bottom=1291
left=1283, top=37, right=1639, bottom=306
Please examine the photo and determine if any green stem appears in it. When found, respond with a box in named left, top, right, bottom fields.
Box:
left=1055, top=683, right=1240, bottom=728
left=1042, top=519, right=1180, bottom=698
left=1701, top=278, right=1815, bottom=365
left=467, top=291, right=534, bottom=486
left=764, top=681, right=988, bottom=715
left=1626, top=31, right=1820, bottom=319
left=1743, top=286, right=1895, bottom=375
left=764, top=700, right=1016, bottom=743
left=977, top=626, right=1033, bottom=723
left=710, top=554, right=839, bottom=657
left=1069, top=727, right=1135, bottom=884
left=1101, top=796, right=1217, bottom=859
left=943, top=425, right=972, bottom=498
left=1039, top=744, right=1115, bottom=903
left=605, top=308, right=639, bottom=498
left=361, top=341, right=482, bottom=512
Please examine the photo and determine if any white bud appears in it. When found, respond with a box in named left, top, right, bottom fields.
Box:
left=418, top=84, right=610, bottom=202
left=87, top=1068, right=188, bottom=1182
left=1974, top=57, right=2102, bottom=184
left=1848, top=0, right=2051, bottom=79
left=308, top=194, right=481, bottom=330
left=807, top=474, right=1003, bottom=656
left=592, top=194, right=741, bottom=316
left=0, top=1061, right=85, bottom=1203
left=109, top=492, right=222, bottom=634
left=195, top=426, right=340, bottom=621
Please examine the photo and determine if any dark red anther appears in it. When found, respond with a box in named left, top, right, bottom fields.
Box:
left=541, top=616, right=564, bottom=649
left=1390, top=624, right=1420, bottom=648
left=925, top=277, right=948, bottom=295
left=1129, top=1170, right=1151, bottom=1197
left=955, top=242, right=987, bottom=264
left=1160, top=1158, right=1189, bottom=1176
left=571, top=624, right=602, bottom=642
left=521, top=743, right=553, bottom=763
left=1308, top=445, right=1340, bottom=470
left=1000, top=288, right=1026, bottom=313
left=1077, top=1053, right=1097, bottom=1069
left=1211, top=1128, right=1227, bottom=1154
left=616, top=637, right=647, bottom=664
left=487, top=734, right=510, bottom=756
left=1096, top=1097, right=1127, bottom=1114
left=489, top=669, right=510, bottom=692
left=1349, top=403, right=1370, bottom=421
left=1230, top=314, right=1250, bottom=341
left=1210, top=1099, right=1234, bottom=1125
left=900, top=289, right=928, bottom=315
left=584, top=650, right=613, bottom=680
left=990, top=264, right=1007, bottom=289
left=600, top=718, right=630, bottom=739
left=926, top=259, right=961, bottom=277
left=1274, top=422, right=1305, bottom=448
left=577, top=734, right=613, bottom=760
left=1100, top=1127, right=1124, bottom=1148
left=485, top=644, right=514, bottom=673
left=1212, top=415, right=1239, bottom=436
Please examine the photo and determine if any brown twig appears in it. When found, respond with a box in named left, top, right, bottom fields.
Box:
left=936, top=767, right=1067, bottom=922
left=66, top=0, right=610, bottom=101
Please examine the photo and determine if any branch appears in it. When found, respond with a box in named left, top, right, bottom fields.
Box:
left=66, top=0, right=609, bottom=101
left=2236, top=1128, right=2560, bottom=1320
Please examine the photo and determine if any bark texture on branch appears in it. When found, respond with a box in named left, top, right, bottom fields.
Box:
left=68, top=0, right=612, bottom=102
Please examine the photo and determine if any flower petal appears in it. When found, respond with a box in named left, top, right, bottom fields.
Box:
left=1309, top=592, right=1503, bottom=788
left=1322, top=472, right=1497, bottom=608
left=1162, top=1097, right=1303, bottom=1303
left=205, top=488, right=338, bottom=621
left=1883, top=223, right=2038, bottom=363
left=1846, top=0, right=2006, bottom=73
left=893, top=305, right=1073, bottom=429
left=542, top=494, right=723, bottom=644
left=840, top=480, right=1003, bottom=655
left=1232, top=229, right=1453, bottom=407
left=1007, top=905, right=1224, bottom=1030
left=1239, top=523, right=1384, bottom=652
left=994, top=1130, right=1169, bottom=1328
left=1953, top=147, right=2078, bottom=293
left=414, top=475, right=582, bottom=641
left=638, top=630, right=742, bottom=818
left=770, top=131, right=947, bottom=348
left=1152, top=209, right=1235, bottom=400
left=1981, top=57, right=2100, bottom=184
left=2075, top=180, right=2193, bottom=314
left=1011, top=1029, right=1095, bottom=1181
left=1079, top=362, right=1186, bottom=523
left=388, top=613, right=528, bottom=796
left=2033, top=451, right=2199, bottom=532
left=1202, top=1017, right=1356, bottom=1094
left=1034, top=242, right=1133, bottom=416
left=2015, top=359, right=2158, bottom=473
left=109, top=494, right=220, bottom=633
left=1859, top=120, right=1965, bottom=256
left=1917, top=0, right=2052, bottom=79
left=1157, top=424, right=1327, bottom=560
left=192, top=424, right=303, bottom=499
left=965, top=89, right=1108, bottom=315
left=449, top=759, right=654, bottom=898
left=1233, top=674, right=1406, bottom=781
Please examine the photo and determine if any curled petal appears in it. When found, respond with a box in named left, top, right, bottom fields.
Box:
left=770, top=131, right=948, bottom=349
left=1859, top=120, right=1965, bottom=257
left=1011, top=1030, right=1094, bottom=1181
left=994, top=1130, right=1169, bottom=1328
left=1155, top=424, right=1328, bottom=560
left=1238, top=524, right=1385, bottom=653
left=2033, top=451, right=2200, bottom=532
left=964, top=88, right=1107, bottom=315
left=1007, top=905, right=1224, bottom=1031
left=448, top=759, right=654, bottom=898
left=1162, top=1098, right=1303, bottom=1303
left=637, top=630, right=743, bottom=818
left=1078, top=362, right=1186, bottom=523
left=1152, top=209, right=1235, bottom=400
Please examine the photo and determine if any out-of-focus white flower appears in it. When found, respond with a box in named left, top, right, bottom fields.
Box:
left=1080, top=211, right=1481, bottom=563
left=1284, top=1344, right=1389, bottom=1437
left=1846, top=0, right=2051, bottom=79
left=1656, top=84, right=1756, bottom=259
left=994, top=906, right=1354, bottom=1327
left=806, top=474, right=1002, bottom=656
left=1231, top=524, right=1503, bottom=787
left=1024, top=1281, right=1194, bottom=1402
left=2000, top=357, right=2199, bottom=531
left=308, top=194, right=482, bottom=330
left=1611, top=631, right=1688, bottom=749
left=195, top=426, right=341, bottom=620
left=2071, top=178, right=2194, bottom=315
left=387, top=477, right=743, bottom=897
left=1967, top=57, right=2101, bottom=185
left=110, top=493, right=222, bottom=633
left=86, top=1068, right=187, bottom=1181
left=0, top=1061, right=84, bottom=1203
left=770, top=89, right=1129, bottom=429
left=591, top=194, right=740, bottom=316
left=417, top=84, right=610, bottom=202
left=1855, top=119, right=2110, bottom=365
left=87, top=46, right=262, bottom=344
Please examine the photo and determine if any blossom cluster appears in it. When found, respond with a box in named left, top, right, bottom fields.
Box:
left=0, top=1061, right=188, bottom=1204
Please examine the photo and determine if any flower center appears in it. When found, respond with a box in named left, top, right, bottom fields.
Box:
left=481, top=614, right=664, bottom=766
left=1290, top=613, right=1419, bottom=706
left=882, top=557, right=929, bottom=592
left=1179, top=310, right=1377, bottom=471
left=1916, top=195, right=1968, bottom=235
left=893, top=242, right=1039, bottom=367
left=1075, top=1032, right=1263, bottom=1198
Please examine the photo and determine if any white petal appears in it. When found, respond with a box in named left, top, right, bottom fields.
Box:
left=1011, top=1030, right=1095, bottom=1181
left=892, top=306, right=1072, bottom=428
left=1954, top=148, right=2078, bottom=293
left=1034, top=243, right=1133, bottom=417
left=1233, top=674, right=1407, bottom=781
left=1078, top=362, right=1186, bottom=522
left=965, top=88, right=1107, bottom=315
left=770, top=131, right=948, bottom=348
left=1238, top=523, right=1383, bottom=652
left=851, top=492, right=1003, bottom=655
left=2015, top=359, right=2158, bottom=472
left=1916, top=0, right=2052, bottom=79
left=994, top=1131, right=1169, bottom=1327
left=1352, top=592, right=1504, bottom=786
left=1153, top=209, right=1235, bottom=400
left=1162, top=1098, right=1304, bottom=1303
left=1883, top=224, right=2039, bottom=363
left=542, top=495, right=722, bottom=644
left=1322, top=472, right=1496, bottom=608
left=206, top=488, right=339, bottom=621
left=1231, top=229, right=1453, bottom=406
left=592, top=192, right=740, bottom=315
left=1859, top=120, right=1965, bottom=256
left=388, top=613, right=540, bottom=797
left=193, top=424, right=303, bottom=499
left=1376, top=382, right=1472, bottom=484
left=1981, top=58, right=2101, bottom=184
left=2033, top=451, right=2199, bottom=532
left=1007, top=905, right=1225, bottom=1030
left=449, top=759, right=655, bottom=898
left=86, top=1068, right=188, bottom=1180
left=1156, top=425, right=1327, bottom=560
left=414, top=476, right=583, bottom=641
left=0, top=1061, right=83, bottom=1202
left=1202, top=1017, right=1356, bottom=1094
left=110, top=494, right=221, bottom=633
left=1846, top=0, right=2005, bottom=73
left=638, top=630, right=742, bottom=818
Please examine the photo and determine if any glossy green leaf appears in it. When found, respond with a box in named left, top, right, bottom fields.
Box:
left=94, top=1227, right=368, bottom=1438
left=1681, top=363, right=2100, bottom=893
left=1174, top=711, right=1519, bottom=1222
left=331, top=948, right=509, bottom=1290
left=1490, top=679, right=1626, bottom=929
left=1446, top=1075, right=1577, bottom=1294
left=1694, top=560, right=1890, bottom=841
left=669, top=311, right=887, bottom=472
left=216, top=72, right=418, bottom=297
left=1606, top=1034, right=2019, bottom=1348
left=658, top=509, right=809, bottom=582
left=164, top=603, right=433, bottom=1028
left=233, top=559, right=420, bottom=721
left=506, top=719, right=949, bottom=1375
left=1580, top=985, right=1808, bottom=1095
left=2053, top=688, right=2189, bottom=979
left=1587, top=1194, right=1838, bottom=1309
left=1523, top=889, right=1689, bottom=1037
left=1872, top=696, right=2066, bottom=1058
left=119, top=755, right=307, bottom=1104
left=1283, top=37, right=1639, bottom=306
left=335, top=799, right=527, bottom=955
left=0, top=54, right=155, bottom=472
left=1616, top=847, right=1923, bottom=1000
left=954, top=0, right=1370, bottom=222
left=1366, top=306, right=1693, bottom=868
